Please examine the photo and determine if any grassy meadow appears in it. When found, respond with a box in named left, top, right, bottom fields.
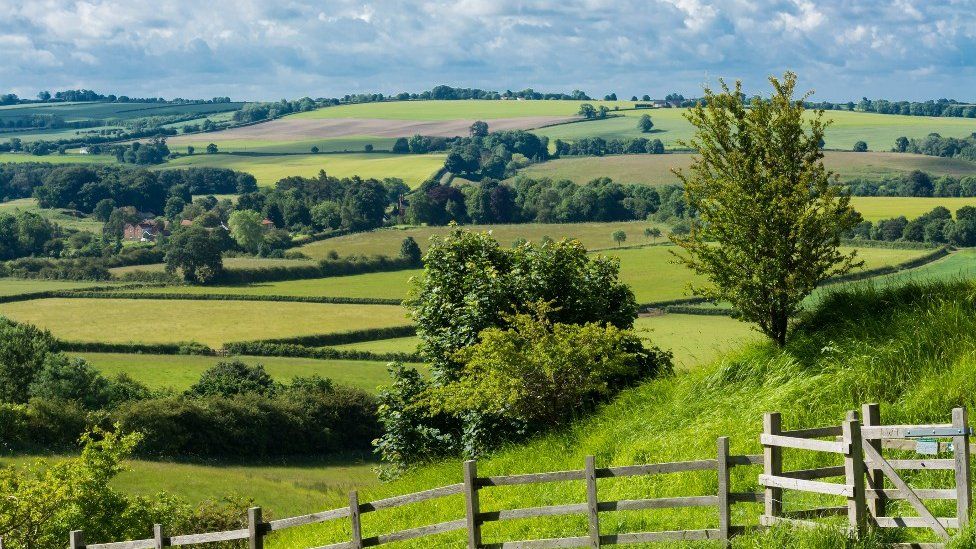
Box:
left=0, top=299, right=410, bottom=346
left=0, top=277, right=119, bottom=296
left=634, top=313, right=758, bottom=370
left=159, top=152, right=445, bottom=186
left=0, top=197, right=106, bottom=232
left=850, top=196, right=976, bottom=221
left=77, top=352, right=418, bottom=394
left=0, top=152, right=114, bottom=165
left=108, top=256, right=315, bottom=276
left=332, top=335, right=421, bottom=354
left=291, top=99, right=618, bottom=120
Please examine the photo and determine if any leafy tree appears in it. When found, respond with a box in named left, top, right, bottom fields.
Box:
left=364, top=144, right=373, bottom=152
left=392, top=138, right=410, bottom=154
left=164, top=226, right=223, bottom=284
left=340, top=179, right=387, bottom=230
left=0, top=318, right=58, bottom=403
left=227, top=210, right=264, bottom=254
left=578, top=103, right=596, bottom=119
left=612, top=229, right=627, bottom=246
left=311, top=201, right=342, bottom=230
left=187, top=360, right=277, bottom=398
left=164, top=196, right=186, bottom=220
left=672, top=72, right=861, bottom=346
left=187, top=145, right=195, bottom=155
left=469, top=120, right=489, bottom=137
left=205, top=143, right=218, bottom=154
left=399, top=236, right=422, bottom=265
left=311, top=146, right=319, bottom=154
left=93, top=199, right=115, bottom=222
left=894, top=136, right=909, bottom=152
left=852, top=140, right=868, bottom=152
left=637, top=114, right=654, bottom=133
left=644, top=227, right=662, bottom=241
left=28, top=355, right=111, bottom=409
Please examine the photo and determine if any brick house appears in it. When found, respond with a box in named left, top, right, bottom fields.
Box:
left=123, top=219, right=168, bottom=241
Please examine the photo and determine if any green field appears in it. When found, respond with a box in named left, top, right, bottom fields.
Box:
left=535, top=108, right=976, bottom=151
left=292, top=100, right=627, bottom=120
left=850, top=196, right=976, bottom=221
left=117, top=270, right=420, bottom=300
left=634, top=313, right=758, bottom=370
left=515, top=151, right=976, bottom=186
left=167, top=136, right=398, bottom=155
left=0, top=197, right=105, bottom=232
left=77, top=352, right=416, bottom=394
left=300, top=221, right=671, bottom=259
left=332, top=336, right=421, bottom=354
left=0, top=101, right=244, bottom=123
left=159, top=152, right=444, bottom=186
left=0, top=299, right=409, bottom=346
left=0, top=278, right=119, bottom=296
left=0, top=152, right=113, bottom=165
left=108, top=257, right=315, bottom=276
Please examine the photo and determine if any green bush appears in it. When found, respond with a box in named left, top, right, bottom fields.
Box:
left=187, top=360, right=278, bottom=398
left=222, top=340, right=419, bottom=362
left=233, top=325, right=416, bottom=347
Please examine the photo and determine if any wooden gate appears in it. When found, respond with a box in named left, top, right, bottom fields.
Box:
left=761, top=404, right=973, bottom=547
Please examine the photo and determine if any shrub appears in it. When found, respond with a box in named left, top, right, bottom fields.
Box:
left=0, top=317, right=58, bottom=403
left=28, top=354, right=112, bottom=409
left=187, top=360, right=278, bottom=398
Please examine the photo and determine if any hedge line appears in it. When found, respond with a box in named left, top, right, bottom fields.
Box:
left=663, top=305, right=736, bottom=316
left=223, top=341, right=421, bottom=363
left=232, top=325, right=417, bottom=347
left=841, top=238, right=941, bottom=250
left=215, top=255, right=418, bottom=284
left=56, top=340, right=215, bottom=355
left=58, top=291, right=403, bottom=306
left=290, top=228, right=352, bottom=247
left=0, top=283, right=161, bottom=304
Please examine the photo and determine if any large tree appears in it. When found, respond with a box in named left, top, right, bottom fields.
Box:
left=164, top=226, right=224, bottom=284
left=672, top=72, right=861, bottom=346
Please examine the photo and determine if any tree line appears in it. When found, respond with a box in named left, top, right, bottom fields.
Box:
left=843, top=170, right=976, bottom=197
left=849, top=206, right=976, bottom=246
left=808, top=97, right=976, bottom=118
left=892, top=133, right=976, bottom=161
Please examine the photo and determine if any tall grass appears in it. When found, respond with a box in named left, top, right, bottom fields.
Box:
left=264, top=279, right=976, bottom=548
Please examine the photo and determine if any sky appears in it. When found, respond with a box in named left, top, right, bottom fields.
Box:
left=1, top=0, right=975, bottom=103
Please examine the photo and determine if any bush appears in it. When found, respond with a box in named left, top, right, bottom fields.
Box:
left=28, top=354, right=112, bottom=409
left=0, top=317, right=58, bottom=403
left=187, top=360, right=278, bottom=398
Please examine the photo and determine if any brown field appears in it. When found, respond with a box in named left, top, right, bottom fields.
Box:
left=168, top=116, right=576, bottom=144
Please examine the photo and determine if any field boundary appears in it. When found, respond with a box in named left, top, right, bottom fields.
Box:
left=58, top=291, right=403, bottom=306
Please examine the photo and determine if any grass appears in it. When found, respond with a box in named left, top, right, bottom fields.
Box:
left=115, top=270, right=421, bottom=300
left=0, top=197, right=105, bottom=232
left=332, top=336, right=421, bottom=354
left=292, top=100, right=633, bottom=120
left=299, top=221, right=672, bottom=259
left=0, top=299, right=410, bottom=347
left=76, top=352, right=420, bottom=394
left=514, top=152, right=976, bottom=186
left=0, top=152, right=114, bottom=165
left=108, top=257, right=315, bottom=275
left=260, top=279, right=976, bottom=547
left=158, top=152, right=445, bottom=187
left=850, top=196, right=976, bottom=222
left=634, top=313, right=758, bottom=370
left=0, top=101, right=243, bottom=123
left=0, top=277, right=119, bottom=296
left=167, top=137, right=398, bottom=155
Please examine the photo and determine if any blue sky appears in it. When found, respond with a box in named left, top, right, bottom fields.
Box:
left=1, top=0, right=974, bottom=102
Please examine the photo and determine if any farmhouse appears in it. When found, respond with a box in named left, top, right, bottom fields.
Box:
left=123, top=219, right=168, bottom=241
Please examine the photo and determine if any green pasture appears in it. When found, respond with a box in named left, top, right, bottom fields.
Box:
left=0, top=101, right=243, bottom=123
left=76, top=352, right=417, bottom=394
left=159, top=152, right=444, bottom=186
left=166, top=137, right=397, bottom=155
left=0, top=152, right=113, bottom=165
left=300, top=221, right=671, bottom=259
left=634, top=313, right=758, bottom=370
left=0, top=197, right=105, bottom=232
left=332, top=336, right=421, bottom=355
left=515, top=151, right=976, bottom=186
left=108, top=257, right=315, bottom=276
left=0, top=298, right=410, bottom=347
left=535, top=108, right=976, bottom=151
left=850, top=196, right=976, bottom=221
left=0, top=277, right=119, bottom=296
left=292, top=100, right=635, bottom=120
left=116, top=270, right=420, bottom=300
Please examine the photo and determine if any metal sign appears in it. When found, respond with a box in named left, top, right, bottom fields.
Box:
left=915, top=438, right=939, bottom=455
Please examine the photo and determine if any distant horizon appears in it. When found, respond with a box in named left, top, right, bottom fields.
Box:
left=3, top=1, right=975, bottom=103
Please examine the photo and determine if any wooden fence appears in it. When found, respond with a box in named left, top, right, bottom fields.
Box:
left=67, top=438, right=763, bottom=549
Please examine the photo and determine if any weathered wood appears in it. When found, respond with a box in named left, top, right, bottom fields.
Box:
left=597, top=460, right=717, bottom=478
left=873, top=516, right=959, bottom=529
left=882, top=439, right=953, bottom=452
left=728, top=454, right=763, bottom=466
left=480, top=470, right=585, bottom=486
left=889, top=543, right=946, bottom=549
left=758, top=474, right=854, bottom=497
left=308, top=543, right=352, bottom=549
left=584, top=456, right=599, bottom=549
left=363, top=484, right=464, bottom=512
left=861, top=424, right=954, bottom=439
left=863, top=403, right=886, bottom=521
left=730, top=492, right=764, bottom=504
left=784, top=507, right=848, bottom=519
left=759, top=515, right=822, bottom=529
left=154, top=524, right=164, bottom=549
left=365, top=518, right=466, bottom=546
left=71, top=531, right=86, bottom=549
left=781, top=466, right=846, bottom=480
left=844, top=412, right=867, bottom=536
left=760, top=433, right=850, bottom=454
left=598, top=496, right=719, bottom=512
left=481, top=537, right=590, bottom=549
left=349, top=491, right=363, bottom=549
left=480, top=503, right=587, bottom=522
left=463, top=460, right=481, bottom=549
left=86, top=540, right=154, bottom=549
left=168, top=529, right=249, bottom=545
left=868, top=489, right=957, bottom=500
left=953, top=407, right=972, bottom=530
left=876, top=460, right=955, bottom=470
left=763, top=412, right=782, bottom=520
left=599, top=529, right=723, bottom=544
left=717, top=437, right=730, bottom=543
left=267, top=507, right=350, bottom=531
left=248, top=507, right=263, bottom=549
left=861, top=439, right=950, bottom=539
left=780, top=426, right=844, bottom=439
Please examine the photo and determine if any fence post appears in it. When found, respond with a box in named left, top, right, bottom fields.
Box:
left=154, top=524, right=165, bottom=549
left=463, top=460, right=482, bottom=549
left=843, top=411, right=867, bottom=537
left=585, top=455, right=600, bottom=548
left=349, top=491, right=363, bottom=549
left=717, top=437, right=730, bottom=544
left=861, top=403, right=884, bottom=521
left=248, top=507, right=264, bottom=549
left=763, top=412, right=782, bottom=521
left=953, top=407, right=972, bottom=530
left=69, top=530, right=85, bottom=549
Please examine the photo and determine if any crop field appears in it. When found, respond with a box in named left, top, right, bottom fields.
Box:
left=850, top=196, right=976, bottom=221
left=160, top=152, right=445, bottom=186
left=535, top=108, right=976, bottom=151
left=515, top=151, right=976, bottom=186
left=300, top=221, right=671, bottom=259
left=117, top=270, right=421, bottom=300
left=77, top=352, right=418, bottom=394
left=165, top=136, right=397, bottom=155
left=0, top=299, right=410, bottom=346
left=634, top=313, right=758, bottom=370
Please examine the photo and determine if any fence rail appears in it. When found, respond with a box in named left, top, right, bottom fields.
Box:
left=69, top=438, right=763, bottom=549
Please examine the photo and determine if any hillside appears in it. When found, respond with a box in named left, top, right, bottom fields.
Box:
left=264, top=279, right=976, bottom=547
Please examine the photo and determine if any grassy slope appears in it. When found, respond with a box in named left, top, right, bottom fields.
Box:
left=0, top=299, right=409, bottom=346
left=76, top=352, right=423, bottom=394
left=264, top=280, right=976, bottom=547
left=0, top=277, right=120, bottom=296
left=0, top=197, right=106, bottom=232
left=635, top=314, right=758, bottom=370
left=158, top=152, right=445, bottom=187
